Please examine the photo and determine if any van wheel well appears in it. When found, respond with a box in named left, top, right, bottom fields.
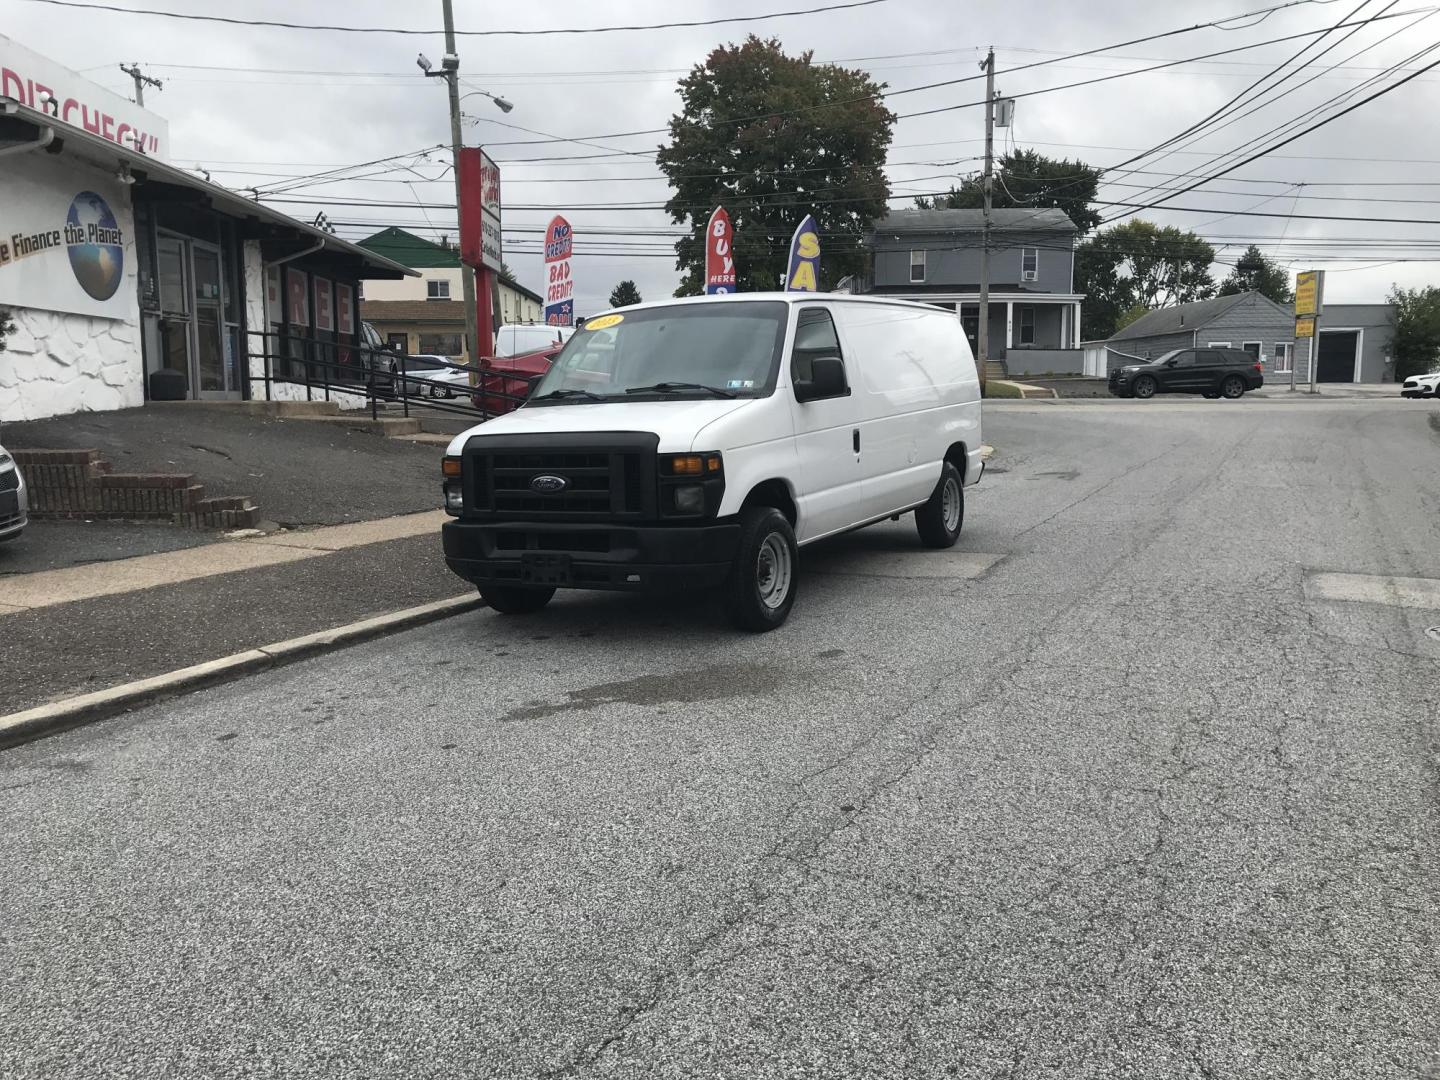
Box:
left=741, top=480, right=797, bottom=526
left=944, top=443, right=969, bottom=483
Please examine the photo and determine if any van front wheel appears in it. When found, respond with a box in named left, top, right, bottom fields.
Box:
left=723, top=506, right=798, bottom=632
left=915, top=462, right=964, bottom=548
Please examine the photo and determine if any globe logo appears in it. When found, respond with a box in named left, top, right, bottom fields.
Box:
left=65, top=192, right=124, bottom=301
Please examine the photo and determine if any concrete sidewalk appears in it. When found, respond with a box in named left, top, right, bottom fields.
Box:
left=0, top=511, right=466, bottom=714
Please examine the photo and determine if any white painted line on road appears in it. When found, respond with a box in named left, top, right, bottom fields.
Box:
left=1304, top=572, right=1440, bottom=611
left=0, top=594, right=483, bottom=749
left=0, top=510, right=446, bottom=615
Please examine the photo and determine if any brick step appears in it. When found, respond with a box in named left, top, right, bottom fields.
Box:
left=10, top=449, right=259, bottom=530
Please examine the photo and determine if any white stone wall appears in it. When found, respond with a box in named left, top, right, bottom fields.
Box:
left=0, top=295, right=145, bottom=422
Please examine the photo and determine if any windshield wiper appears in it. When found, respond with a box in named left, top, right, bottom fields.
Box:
left=624, top=381, right=737, bottom=399
left=531, top=387, right=601, bottom=402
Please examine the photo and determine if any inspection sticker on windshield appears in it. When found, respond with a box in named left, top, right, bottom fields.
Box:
left=726, top=379, right=756, bottom=389
left=584, top=313, right=624, bottom=331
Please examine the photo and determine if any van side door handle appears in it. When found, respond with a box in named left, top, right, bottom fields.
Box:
left=853, top=428, right=860, bottom=454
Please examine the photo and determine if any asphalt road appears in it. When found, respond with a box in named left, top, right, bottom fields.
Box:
left=4, top=398, right=1439, bottom=1079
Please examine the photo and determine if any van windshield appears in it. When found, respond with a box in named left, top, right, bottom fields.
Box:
left=529, top=301, right=788, bottom=404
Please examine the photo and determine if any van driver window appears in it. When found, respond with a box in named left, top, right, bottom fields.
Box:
left=792, top=308, right=843, bottom=383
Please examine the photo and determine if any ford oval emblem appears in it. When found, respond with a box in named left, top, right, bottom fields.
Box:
left=530, top=474, right=568, bottom=493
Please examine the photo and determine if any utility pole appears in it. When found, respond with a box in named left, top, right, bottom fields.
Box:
left=119, top=63, right=162, bottom=107
left=437, top=0, right=485, bottom=365
left=977, top=48, right=995, bottom=392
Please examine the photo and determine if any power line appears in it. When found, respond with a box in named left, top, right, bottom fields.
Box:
left=1101, top=41, right=1440, bottom=223
left=16, top=0, right=895, bottom=35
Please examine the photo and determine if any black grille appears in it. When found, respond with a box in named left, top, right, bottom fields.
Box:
left=463, top=431, right=659, bottom=521
left=0, top=468, right=17, bottom=493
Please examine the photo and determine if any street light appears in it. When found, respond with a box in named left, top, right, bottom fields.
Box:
left=414, top=1, right=512, bottom=367
left=460, top=89, right=513, bottom=113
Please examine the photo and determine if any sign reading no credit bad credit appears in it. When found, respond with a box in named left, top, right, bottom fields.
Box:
left=544, top=215, right=574, bottom=326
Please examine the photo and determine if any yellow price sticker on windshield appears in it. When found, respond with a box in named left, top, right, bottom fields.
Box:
left=584, top=313, right=624, bottom=331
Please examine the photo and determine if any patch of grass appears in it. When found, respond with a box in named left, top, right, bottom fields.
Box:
left=984, top=380, right=1023, bottom=399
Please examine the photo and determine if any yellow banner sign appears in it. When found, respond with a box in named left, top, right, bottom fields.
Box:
left=1295, top=315, right=1315, bottom=338
left=1295, top=271, right=1320, bottom=317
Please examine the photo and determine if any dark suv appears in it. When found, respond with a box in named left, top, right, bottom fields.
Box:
left=1109, top=348, right=1265, bottom=400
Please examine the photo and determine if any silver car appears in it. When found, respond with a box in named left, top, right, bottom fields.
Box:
left=0, top=442, right=28, bottom=542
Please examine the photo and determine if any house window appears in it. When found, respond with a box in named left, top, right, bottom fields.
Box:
left=909, top=250, right=926, bottom=283
left=1021, top=248, right=1038, bottom=281
left=1019, top=306, right=1035, bottom=345
left=418, top=333, right=464, bottom=356
left=1242, top=341, right=1262, bottom=360
left=426, top=279, right=451, bottom=301
left=1207, top=341, right=1232, bottom=348
left=1274, top=343, right=1291, bottom=372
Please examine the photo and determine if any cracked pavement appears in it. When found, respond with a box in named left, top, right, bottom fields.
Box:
left=3, top=399, right=1439, bottom=1078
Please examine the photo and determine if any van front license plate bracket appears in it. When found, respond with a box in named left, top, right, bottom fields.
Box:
left=522, top=553, right=573, bottom=586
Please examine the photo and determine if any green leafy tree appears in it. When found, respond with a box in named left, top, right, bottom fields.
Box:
left=1114, top=303, right=1150, bottom=333
left=609, top=280, right=642, bottom=307
left=1075, top=220, right=1217, bottom=339
left=912, top=149, right=1103, bottom=233
left=1218, top=244, right=1293, bottom=303
left=1387, top=284, right=1440, bottom=380
left=0, top=308, right=14, bottom=354
left=657, top=36, right=895, bottom=295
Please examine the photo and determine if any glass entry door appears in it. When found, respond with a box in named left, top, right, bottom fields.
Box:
left=154, top=233, right=241, bottom=400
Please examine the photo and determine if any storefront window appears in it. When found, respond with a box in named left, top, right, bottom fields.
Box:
left=419, top=333, right=464, bottom=357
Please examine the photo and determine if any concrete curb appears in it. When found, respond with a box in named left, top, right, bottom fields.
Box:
left=0, top=594, right=484, bottom=750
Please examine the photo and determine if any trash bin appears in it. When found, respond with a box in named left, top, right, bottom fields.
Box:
left=148, top=367, right=187, bottom=401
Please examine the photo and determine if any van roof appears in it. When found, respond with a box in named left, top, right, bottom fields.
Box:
left=597, top=292, right=956, bottom=317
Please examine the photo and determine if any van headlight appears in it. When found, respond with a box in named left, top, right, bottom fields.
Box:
left=659, top=452, right=723, bottom=518
left=672, top=485, right=705, bottom=514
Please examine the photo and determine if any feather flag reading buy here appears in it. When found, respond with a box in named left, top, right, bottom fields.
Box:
left=704, top=207, right=735, bottom=295
left=784, top=214, right=820, bottom=292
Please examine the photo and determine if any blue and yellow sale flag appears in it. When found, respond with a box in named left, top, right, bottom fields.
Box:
left=784, top=214, right=820, bottom=292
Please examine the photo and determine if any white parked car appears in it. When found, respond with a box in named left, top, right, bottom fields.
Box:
left=1400, top=370, right=1440, bottom=398
left=439, top=294, right=983, bottom=631
left=495, top=323, right=574, bottom=358
left=0, top=443, right=29, bottom=543
left=390, top=354, right=460, bottom=397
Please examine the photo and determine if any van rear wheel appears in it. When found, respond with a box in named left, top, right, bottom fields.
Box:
left=915, top=462, right=964, bottom=548
left=723, top=506, right=798, bottom=632
left=480, top=585, right=555, bottom=614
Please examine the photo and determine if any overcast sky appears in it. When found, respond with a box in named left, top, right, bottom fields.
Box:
left=10, top=0, right=1440, bottom=309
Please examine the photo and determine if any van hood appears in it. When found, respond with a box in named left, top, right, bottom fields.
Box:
left=446, top=397, right=759, bottom=455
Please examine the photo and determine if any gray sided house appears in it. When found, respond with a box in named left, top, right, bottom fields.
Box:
left=861, top=208, right=1083, bottom=372
left=1095, top=292, right=1301, bottom=381
left=1313, top=303, right=1394, bottom=384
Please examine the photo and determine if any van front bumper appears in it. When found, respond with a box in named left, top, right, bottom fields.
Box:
left=442, top=519, right=739, bottom=592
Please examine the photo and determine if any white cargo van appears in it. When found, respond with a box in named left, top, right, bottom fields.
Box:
left=494, top=323, right=574, bottom=358
left=441, top=294, right=983, bottom=630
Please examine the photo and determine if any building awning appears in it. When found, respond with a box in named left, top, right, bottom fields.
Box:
left=0, top=96, right=417, bottom=280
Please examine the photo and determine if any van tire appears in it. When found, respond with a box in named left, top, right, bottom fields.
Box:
left=723, top=506, right=798, bottom=632
left=479, top=585, right=555, bottom=614
left=915, top=462, right=964, bottom=548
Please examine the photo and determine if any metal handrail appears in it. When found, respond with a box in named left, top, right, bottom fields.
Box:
left=244, top=329, right=543, bottom=422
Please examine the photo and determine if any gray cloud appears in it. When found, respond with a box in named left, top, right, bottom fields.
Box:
left=11, top=0, right=1440, bottom=306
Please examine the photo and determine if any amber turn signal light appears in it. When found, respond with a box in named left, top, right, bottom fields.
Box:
left=662, top=453, right=722, bottom=476
left=442, top=456, right=462, bottom=477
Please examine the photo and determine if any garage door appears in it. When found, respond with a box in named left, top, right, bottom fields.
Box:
left=1317, top=330, right=1358, bottom=383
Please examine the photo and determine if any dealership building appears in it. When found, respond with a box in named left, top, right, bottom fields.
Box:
left=0, top=34, right=413, bottom=423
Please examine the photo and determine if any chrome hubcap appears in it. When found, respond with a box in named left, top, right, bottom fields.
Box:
left=942, top=476, right=961, bottom=532
left=756, top=532, right=793, bottom=610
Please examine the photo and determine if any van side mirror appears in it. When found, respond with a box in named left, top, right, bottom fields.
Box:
left=795, top=355, right=847, bottom=402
